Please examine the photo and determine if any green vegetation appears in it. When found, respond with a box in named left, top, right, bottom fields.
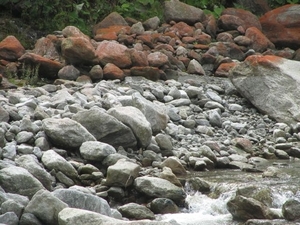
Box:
left=0, top=0, right=299, bottom=39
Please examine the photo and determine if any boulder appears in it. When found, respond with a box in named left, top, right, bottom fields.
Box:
left=260, top=4, right=300, bottom=49
left=107, top=106, right=152, bottom=148
left=221, top=8, right=262, bottom=31
left=32, top=35, right=60, bottom=60
left=52, top=189, right=111, bottom=216
left=235, top=0, right=270, bottom=15
left=79, top=141, right=116, bottom=162
left=93, top=12, right=128, bottom=34
left=164, top=0, right=205, bottom=24
left=41, top=150, right=78, bottom=180
left=96, top=40, right=132, bottom=69
left=132, top=92, right=169, bottom=134
left=282, top=199, right=300, bottom=221
left=58, top=65, right=80, bottom=81
left=103, top=63, right=125, bottom=80
left=159, top=167, right=182, bottom=187
left=229, top=55, right=300, bottom=125
left=61, top=37, right=98, bottom=65
left=72, top=108, right=137, bottom=148
left=24, top=190, right=68, bottom=225
left=245, top=27, right=274, bottom=52
left=150, top=198, right=179, bottom=214
left=0, top=166, right=45, bottom=198
left=147, top=52, right=169, bottom=68
left=62, top=26, right=90, bottom=39
left=0, top=35, right=25, bottom=61
left=15, top=154, right=53, bottom=191
left=105, top=159, right=140, bottom=187
left=18, top=52, right=63, bottom=79
left=58, top=208, right=172, bottom=225
left=227, top=195, right=277, bottom=221
left=130, top=66, right=162, bottom=81
left=134, top=176, right=186, bottom=205
left=118, top=202, right=155, bottom=220
left=186, top=59, right=206, bottom=75
left=42, top=118, right=96, bottom=150
left=160, top=156, right=187, bottom=175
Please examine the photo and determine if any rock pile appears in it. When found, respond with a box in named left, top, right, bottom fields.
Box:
left=1, top=1, right=300, bottom=225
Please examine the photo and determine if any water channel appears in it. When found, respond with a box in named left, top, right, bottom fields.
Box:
left=157, top=159, right=300, bottom=225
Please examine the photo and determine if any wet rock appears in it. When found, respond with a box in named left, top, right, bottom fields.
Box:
left=118, top=202, right=155, bottom=220
left=227, top=195, right=277, bottom=221
left=188, top=177, right=210, bottom=193
left=134, top=176, right=186, bottom=205
left=282, top=199, right=300, bottom=221
left=150, top=198, right=179, bottom=214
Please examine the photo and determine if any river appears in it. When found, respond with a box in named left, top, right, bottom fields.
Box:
left=156, top=159, right=300, bottom=225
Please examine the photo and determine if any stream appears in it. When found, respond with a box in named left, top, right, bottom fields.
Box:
left=157, top=159, right=300, bottom=225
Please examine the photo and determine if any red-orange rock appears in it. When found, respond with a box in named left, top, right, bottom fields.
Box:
left=244, top=54, right=283, bottom=67
left=245, top=27, right=274, bottom=52
left=103, top=63, right=125, bottom=80
left=18, top=52, right=63, bottom=79
left=221, top=8, right=262, bottom=30
left=93, top=12, right=128, bottom=35
left=215, top=62, right=238, bottom=77
left=147, top=52, right=169, bottom=68
left=96, top=41, right=132, bottom=68
left=94, top=25, right=131, bottom=41
left=130, top=49, right=149, bottom=67
left=169, top=22, right=194, bottom=37
left=0, top=36, right=25, bottom=61
left=61, top=37, right=98, bottom=65
left=136, top=34, right=154, bottom=49
left=260, top=4, right=300, bottom=49
left=130, top=66, right=162, bottom=81
left=32, top=36, right=60, bottom=60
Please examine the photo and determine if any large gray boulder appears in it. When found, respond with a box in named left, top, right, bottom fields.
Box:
left=42, top=118, right=96, bottom=150
left=105, top=159, right=140, bottom=188
left=72, top=108, right=137, bottom=148
left=132, top=92, right=169, bottom=134
left=52, top=189, right=111, bottom=216
left=0, top=166, right=45, bottom=198
left=107, top=106, right=152, bottom=148
left=164, top=0, right=205, bottom=24
left=230, top=55, right=300, bottom=125
left=58, top=208, right=172, bottom=225
left=15, top=154, right=53, bottom=191
left=134, top=177, right=186, bottom=205
left=24, top=190, right=68, bottom=225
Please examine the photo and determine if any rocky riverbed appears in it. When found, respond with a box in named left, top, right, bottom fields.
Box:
left=1, top=1, right=300, bottom=225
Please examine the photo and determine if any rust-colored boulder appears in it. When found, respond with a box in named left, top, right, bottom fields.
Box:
left=94, top=25, right=130, bottom=41
left=0, top=36, right=25, bottom=61
left=260, top=4, right=300, bottom=49
left=61, top=37, right=98, bottom=65
left=221, top=8, right=262, bottom=31
left=169, top=22, right=194, bottom=37
left=96, top=40, right=132, bottom=68
left=103, top=63, right=125, bottom=80
left=93, top=12, right=128, bottom=35
left=130, top=49, right=149, bottom=67
left=245, top=27, right=274, bottom=52
left=18, top=52, right=63, bottom=79
left=215, top=62, right=238, bottom=77
left=130, top=66, right=162, bottom=81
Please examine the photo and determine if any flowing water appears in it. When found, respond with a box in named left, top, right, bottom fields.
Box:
left=157, top=159, right=300, bottom=225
